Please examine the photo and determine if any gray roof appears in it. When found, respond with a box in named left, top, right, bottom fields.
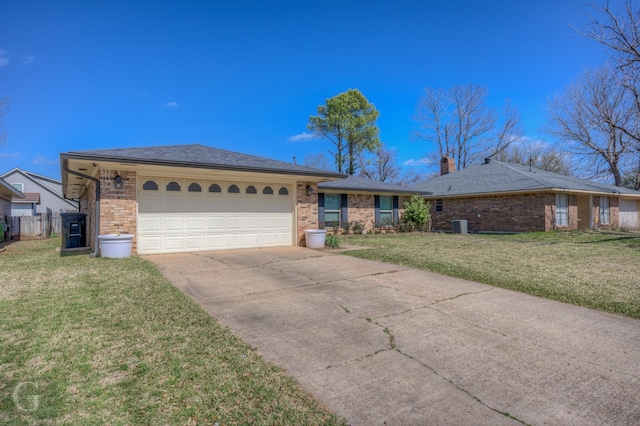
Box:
left=319, top=175, right=430, bottom=195
left=61, top=144, right=346, bottom=179
left=414, top=160, right=640, bottom=197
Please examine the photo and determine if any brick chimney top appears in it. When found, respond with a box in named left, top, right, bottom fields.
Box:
left=440, top=156, right=455, bottom=175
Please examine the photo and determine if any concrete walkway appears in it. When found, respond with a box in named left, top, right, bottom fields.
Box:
left=146, top=247, right=640, bottom=425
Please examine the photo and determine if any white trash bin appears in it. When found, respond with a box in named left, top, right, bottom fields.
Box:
left=304, top=229, right=327, bottom=249
left=98, top=234, right=134, bottom=258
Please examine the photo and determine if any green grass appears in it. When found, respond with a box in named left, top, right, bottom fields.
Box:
left=0, top=238, right=345, bottom=425
left=342, top=231, right=640, bottom=319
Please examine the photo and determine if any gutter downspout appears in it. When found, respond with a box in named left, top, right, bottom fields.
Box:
left=63, top=160, right=100, bottom=257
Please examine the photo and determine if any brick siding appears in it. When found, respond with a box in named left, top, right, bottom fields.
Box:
left=296, top=181, right=318, bottom=246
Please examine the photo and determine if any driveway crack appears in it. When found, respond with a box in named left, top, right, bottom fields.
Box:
left=395, top=348, right=530, bottom=425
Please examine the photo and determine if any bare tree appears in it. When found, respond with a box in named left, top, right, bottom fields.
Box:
left=496, top=140, right=572, bottom=175
left=414, top=84, right=523, bottom=170
left=359, top=144, right=400, bottom=182
left=547, top=66, right=636, bottom=185
left=303, top=152, right=330, bottom=170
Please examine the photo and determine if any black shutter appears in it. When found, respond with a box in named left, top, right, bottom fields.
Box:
left=374, top=195, right=380, bottom=224
left=341, top=194, right=348, bottom=224
left=393, top=196, right=399, bottom=222
left=318, top=193, right=325, bottom=226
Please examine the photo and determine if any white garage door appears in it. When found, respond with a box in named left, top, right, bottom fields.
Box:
left=619, top=199, right=639, bottom=229
left=137, top=178, right=293, bottom=254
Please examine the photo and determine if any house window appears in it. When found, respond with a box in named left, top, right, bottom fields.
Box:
left=379, top=196, right=393, bottom=224
left=12, top=183, right=23, bottom=192
left=246, top=185, right=257, bottom=194
left=209, top=184, right=221, bottom=193
left=263, top=186, right=273, bottom=195
left=228, top=184, right=240, bottom=194
left=278, top=187, right=289, bottom=195
left=324, top=193, right=341, bottom=227
left=142, top=180, right=158, bottom=191
left=188, top=183, right=202, bottom=192
left=556, top=194, right=569, bottom=227
left=600, top=197, right=610, bottom=225
left=435, top=199, right=443, bottom=212
left=166, top=182, right=181, bottom=192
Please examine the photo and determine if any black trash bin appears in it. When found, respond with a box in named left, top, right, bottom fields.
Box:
left=61, top=212, right=87, bottom=249
left=451, top=219, right=468, bottom=234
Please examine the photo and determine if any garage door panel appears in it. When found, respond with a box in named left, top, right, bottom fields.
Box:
left=164, top=217, right=184, bottom=232
left=620, top=199, right=638, bottom=228
left=138, top=180, right=293, bottom=254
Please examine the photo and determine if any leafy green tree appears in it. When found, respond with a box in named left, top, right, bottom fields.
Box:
left=401, top=194, right=431, bottom=231
left=308, top=89, right=381, bottom=175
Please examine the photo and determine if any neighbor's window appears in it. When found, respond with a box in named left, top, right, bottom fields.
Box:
left=142, top=180, right=158, bottom=191
left=324, top=193, right=341, bottom=227
left=379, top=196, right=393, bottom=223
left=166, top=181, right=181, bottom=192
left=600, top=196, right=610, bottom=225
left=188, top=183, right=202, bottom=192
left=11, top=183, right=23, bottom=192
left=555, top=194, right=569, bottom=227
left=435, top=199, right=443, bottom=212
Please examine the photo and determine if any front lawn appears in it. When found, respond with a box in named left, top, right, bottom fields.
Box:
left=0, top=239, right=345, bottom=425
left=342, top=231, right=640, bottom=319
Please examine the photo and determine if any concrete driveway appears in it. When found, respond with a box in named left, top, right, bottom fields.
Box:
left=146, top=247, right=640, bottom=425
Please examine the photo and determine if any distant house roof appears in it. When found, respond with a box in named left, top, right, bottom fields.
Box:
left=61, top=144, right=347, bottom=179
left=0, top=177, right=24, bottom=201
left=414, top=160, right=640, bottom=198
left=1, top=168, right=77, bottom=209
left=319, top=175, right=430, bottom=195
left=13, top=192, right=40, bottom=204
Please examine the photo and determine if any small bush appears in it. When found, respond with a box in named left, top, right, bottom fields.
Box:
left=325, top=232, right=340, bottom=248
left=401, top=194, right=430, bottom=231
left=351, top=221, right=364, bottom=235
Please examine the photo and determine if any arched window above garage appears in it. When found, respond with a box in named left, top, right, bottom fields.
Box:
left=188, top=183, right=202, bottom=192
left=246, top=185, right=257, bottom=194
left=228, top=184, right=240, bottom=194
left=278, top=187, right=289, bottom=195
left=263, top=186, right=273, bottom=195
left=209, top=184, right=221, bottom=193
left=166, top=181, right=181, bottom=191
left=143, top=180, right=158, bottom=191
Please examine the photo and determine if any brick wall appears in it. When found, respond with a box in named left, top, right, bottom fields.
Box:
left=99, top=170, right=137, bottom=252
left=0, top=198, right=11, bottom=222
left=347, top=193, right=375, bottom=229
left=79, top=170, right=138, bottom=253
left=427, top=193, right=551, bottom=233
left=296, top=181, right=318, bottom=246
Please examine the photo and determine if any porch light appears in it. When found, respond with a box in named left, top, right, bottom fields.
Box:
left=114, top=174, right=124, bottom=190
left=306, top=184, right=313, bottom=196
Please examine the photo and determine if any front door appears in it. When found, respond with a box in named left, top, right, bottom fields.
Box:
left=577, top=195, right=591, bottom=230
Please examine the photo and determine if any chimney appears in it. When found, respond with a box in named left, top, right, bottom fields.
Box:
left=440, top=156, right=455, bottom=175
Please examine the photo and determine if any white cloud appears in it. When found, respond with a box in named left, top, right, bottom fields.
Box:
left=288, top=132, right=318, bottom=142
left=24, top=55, right=34, bottom=64
left=0, top=152, right=20, bottom=158
left=403, top=158, right=430, bottom=167
left=163, top=101, right=179, bottom=108
left=32, top=155, right=58, bottom=165
left=0, top=50, right=9, bottom=67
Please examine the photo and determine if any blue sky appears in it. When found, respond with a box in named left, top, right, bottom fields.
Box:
left=0, top=0, right=611, bottom=180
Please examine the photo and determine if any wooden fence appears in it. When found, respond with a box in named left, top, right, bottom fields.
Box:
left=9, top=211, right=62, bottom=241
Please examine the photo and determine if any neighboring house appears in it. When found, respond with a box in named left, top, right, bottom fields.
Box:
left=1, top=168, right=78, bottom=216
left=317, top=175, right=430, bottom=231
left=414, top=157, right=640, bottom=233
left=60, top=144, right=346, bottom=255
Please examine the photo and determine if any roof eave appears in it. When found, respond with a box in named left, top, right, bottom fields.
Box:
left=60, top=152, right=347, bottom=180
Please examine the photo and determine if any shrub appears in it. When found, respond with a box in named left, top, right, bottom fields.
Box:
left=325, top=232, right=340, bottom=248
left=351, top=221, right=364, bottom=235
left=401, top=194, right=430, bottom=231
